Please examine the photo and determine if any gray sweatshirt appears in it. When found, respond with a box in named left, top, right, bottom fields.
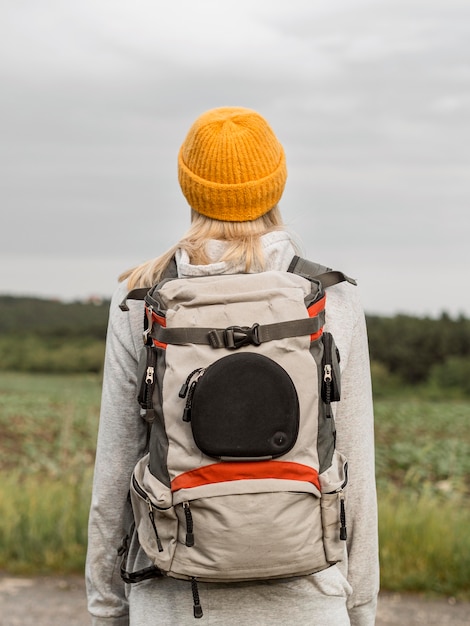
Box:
left=86, top=231, right=379, bottom=625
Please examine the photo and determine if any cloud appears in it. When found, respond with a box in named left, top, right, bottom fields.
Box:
left=0, top=0, right=469, bottom=315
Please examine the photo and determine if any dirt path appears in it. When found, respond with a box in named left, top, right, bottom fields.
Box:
left=0, top=575, right=469, bottom=625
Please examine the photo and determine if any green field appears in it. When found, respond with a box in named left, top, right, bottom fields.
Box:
left=0, top=372, right=469, bottom=598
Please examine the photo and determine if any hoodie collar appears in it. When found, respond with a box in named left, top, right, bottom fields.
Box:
left=176, top=230, right=297, bottom=278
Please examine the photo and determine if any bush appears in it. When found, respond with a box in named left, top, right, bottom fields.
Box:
left=370, top=361, right=401, bottom=397
left=428, top=356, right=470, bottom=397
left=0, top=334, right=105, bottom=373
left=366, top=313, right=470, bottom=386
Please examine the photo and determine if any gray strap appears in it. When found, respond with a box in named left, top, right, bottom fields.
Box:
left=288, top=255, right=357, bottom=287
left=119, top=257, right=179, bottom=311
left=121, top=256, right=355, bottom=311
left=316, top=270, right=357, bottom=288
left=151, top=310, right=325, bottom=349
left=287, top=256, right=330, bottom=276
left=119, top=287, right=148, bottom=311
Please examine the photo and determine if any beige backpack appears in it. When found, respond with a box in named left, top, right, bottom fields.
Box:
left=119, top=257, right=355, bottom=618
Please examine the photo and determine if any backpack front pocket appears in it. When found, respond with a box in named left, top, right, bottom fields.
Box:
left=182, top=352, right=300, bottom=460
left=170, top=491, right=328, bottom=582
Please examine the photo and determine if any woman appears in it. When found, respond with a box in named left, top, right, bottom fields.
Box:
left=86, top=106, right=379, bottom=625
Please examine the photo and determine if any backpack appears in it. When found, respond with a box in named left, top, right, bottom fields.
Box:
left=118, top=256, right=356, bottom=618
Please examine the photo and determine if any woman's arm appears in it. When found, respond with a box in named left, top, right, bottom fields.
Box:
left=86, top=285, right=148, bottom=626
left=330, top=287, right=380, bottom=626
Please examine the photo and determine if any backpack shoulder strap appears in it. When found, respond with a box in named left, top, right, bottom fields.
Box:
left=287, top=256, right=357, bottom=288
left=119, top=254, right=356, bottom=311
left=119, top=256, right=178, bottom=311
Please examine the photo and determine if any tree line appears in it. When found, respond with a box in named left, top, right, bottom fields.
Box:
left=0, top=295, right=110, bottom=374
left=366, top=313, right=470, bottom=386
left=0, top=295, right=109, bottom=339
left=1, top=296, right=469, bottom=395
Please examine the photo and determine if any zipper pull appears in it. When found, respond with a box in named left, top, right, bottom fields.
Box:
left=181, top=370, right=205, bottom=422
left=339, top=493, right=347, bottom=541
left=191, top=578, right=203, bottom=619
left=145, top=366, right=155, bottom=384
left=179, top=381, right=190, bottom=399
left=144, top=365, right=156, bottom=420
left=324, top=363, right=332, bottom=382
left=183, top=502, right=195, bottom=547
left=147, top=498, right=163, bottom=552
left=179, top=368, right=204, bottom=398
left=182, top=381, right=197, bottom=422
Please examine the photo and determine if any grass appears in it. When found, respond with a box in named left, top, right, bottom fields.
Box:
left=379, top=489, right=470, bottom=599
left=374, top=397, right=470, bottom=599
left=0, top=372, right=100, bottom=476
left=0, top=372, right=100, bottom=574
left=374, top=398, right=470, bottom=496
left=0, top=472, right=92, bottom=573
left=0, top=372, right=469, bottom=598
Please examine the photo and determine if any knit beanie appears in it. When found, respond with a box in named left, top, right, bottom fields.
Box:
left=178, top=107, right=287, bottom=222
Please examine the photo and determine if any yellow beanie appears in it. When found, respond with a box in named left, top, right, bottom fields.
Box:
left=178, top=107, right=287, bottom=222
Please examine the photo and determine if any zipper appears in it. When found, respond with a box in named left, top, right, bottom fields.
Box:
left=138, top=346, right=157, bottom=413
left=323, top=363, right=332, bottom=410
left=321, top=332, right=340, bottom=405
left=322, top=333, right=333, bottom=408
left=145, top=364, right=155, bottom=408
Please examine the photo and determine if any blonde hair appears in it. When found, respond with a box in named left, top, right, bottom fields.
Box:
left=120, top=206, right=290, bottom=289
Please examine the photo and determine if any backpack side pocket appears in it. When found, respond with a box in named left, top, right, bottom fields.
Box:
left=319, top=450, right=348, bottom=564
left=130, top=455, right=178, bottom=573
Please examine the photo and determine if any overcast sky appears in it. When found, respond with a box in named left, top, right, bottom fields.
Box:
left=1, top=0, right=469, bottom=317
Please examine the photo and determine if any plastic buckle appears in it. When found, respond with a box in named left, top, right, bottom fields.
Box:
left=224, top=323, right=260, bottom=349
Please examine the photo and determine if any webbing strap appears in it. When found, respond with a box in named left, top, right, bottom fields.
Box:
left=120, top=256, right=356, bottom=311
left=151, top=310, right=325, bottom=349
left=288, top=256, right=357, bottom=287
left=316, top=270, right=357, bottom=288
left=119, top=287, right=148, bottom=311
left=118, top=533, right=163, bottom=584
left=119, top=257, right=178, bottom=311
